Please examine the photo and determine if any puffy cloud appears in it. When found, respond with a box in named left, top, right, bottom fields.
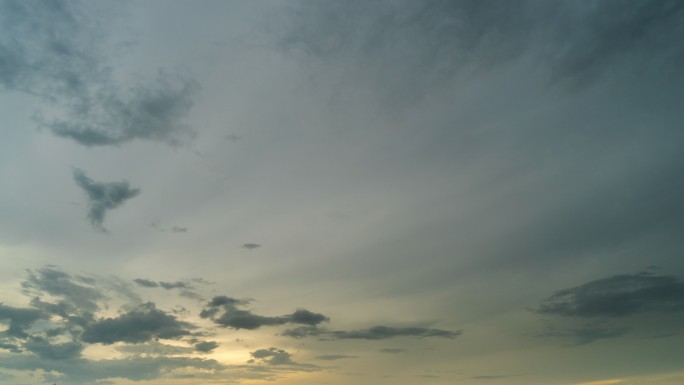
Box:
left=73, top=169, right=141, bottom=231
left=81, top=303, right=194, bottom=344
left=194, top=341, right=219, bottom=353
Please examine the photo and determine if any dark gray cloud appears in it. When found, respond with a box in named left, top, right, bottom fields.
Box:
left=242, top=243, right=261, bottom=250
left=249, top=347, right=317, bottom=370
left=536, top=324, right=630, bottom=346
left=537, top=273, right=684, bottom=318
left=23, top=338, right=84, bottom=360
left=73, top=169, right=140, bottom=231
left=315, top=354, right=357, bottom=361
left=133, top=278, right=159, bottom=288
left=81, top=303, right=193, bottom=344
left=200, top=296, right=328, bottom=330
left=0, top=0, right=199, bottom=147
left=159, top=281, right=191, bottom=290
left=21, top=267, right=104, bottom=315
left=283, top=325, right=460, bottom=340
left=250, top=347, right=296, bottom=366
left=194, top=341, right=219, bottom=353
left=0, top=304, right=47, bottom=338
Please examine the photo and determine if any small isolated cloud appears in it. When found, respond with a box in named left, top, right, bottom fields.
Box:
left=200, top=296, right=329, bottom=330
left=315, top=354, right=357, bottom=361
left=73, top=169, right=140, bottom=231
left=194, top=341, right=219, bottom=353
left=242, top=243, right=261, bottom=250
left=537, top=273, right=684, bottom=318
left=283, top=325, right=460, bottom=340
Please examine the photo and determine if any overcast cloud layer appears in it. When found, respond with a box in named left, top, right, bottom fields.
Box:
left=1, top=1, right=683, bottom=384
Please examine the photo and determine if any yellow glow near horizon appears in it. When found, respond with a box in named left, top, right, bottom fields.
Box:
left=574, top=379, right=624, bottom=385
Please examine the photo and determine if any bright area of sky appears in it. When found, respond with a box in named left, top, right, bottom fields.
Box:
left=1, top=1, right=684, bottom=384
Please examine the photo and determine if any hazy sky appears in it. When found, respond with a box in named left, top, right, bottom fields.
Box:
left=1, top=1, right=684, bottom=384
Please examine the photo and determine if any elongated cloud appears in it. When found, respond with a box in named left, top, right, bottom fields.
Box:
left=200, top=296, right=329, bottom=330
left=282, top=325, right=461, bottom=340
left=73, top=169, right=140, bottom=231
left=537, top=273, right=684, bottom=318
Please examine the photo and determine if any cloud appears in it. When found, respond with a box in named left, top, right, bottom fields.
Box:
left=242, top=243, right=261, bottom=250
left=249, top=347, right=318, bottom=370
left=133, top=278, right=159, bottom=288
left=159, top=281, right=191, bottom=290
left=315, top=354, right=357, bottom=360
left=537, top=273, right=684, bottom=318
left=81, top=302, right=194, bottom=344
left=73, top=169, right=140, bottom=231
left=116, top=341, right=194, bottom=356
left=0, top=304, right=47, bottom=338
left=0, top=0, right=199, bottom=147
left=21, top=267, right=104, bottom=315
left=275, top=0, right=684, bottom=99
left=283, top=325, right=461, bottom=340
left=194, top=341, right=219, bottom=353
left=536, top=324, right=630, bottom=346
left=23, top=338, right=84, bottom=360
left=0, top=353, right=227, bottom=385
left=200, top=296, right=329, bottom=330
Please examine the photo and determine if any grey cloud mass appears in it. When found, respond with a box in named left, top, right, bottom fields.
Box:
left=537, top=273, right=684, bottom=318
left=73, top=169, right=140, bottom=231
left=200, top=296, right=329, bottom=330
left=81, top=303, right=193, bottom=344
left=0, top=0, right=199, bottom=147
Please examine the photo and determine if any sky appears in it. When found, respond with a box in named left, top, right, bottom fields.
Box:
left=1, top=0, right=684, bottom=384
